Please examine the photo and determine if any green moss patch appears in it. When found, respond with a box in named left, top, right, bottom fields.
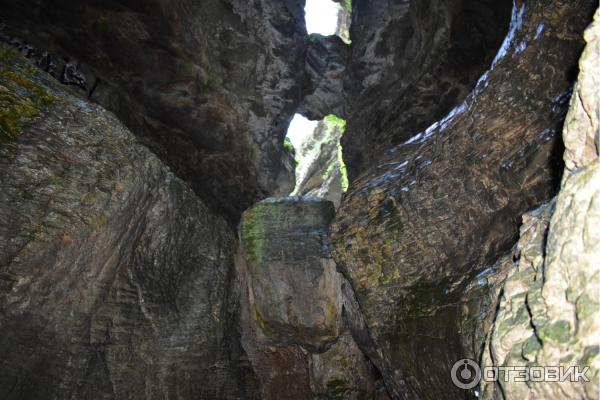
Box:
left=0, top=46, right=56, bottom=147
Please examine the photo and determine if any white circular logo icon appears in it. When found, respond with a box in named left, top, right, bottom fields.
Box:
left=451, top=359, right=482, bottom=390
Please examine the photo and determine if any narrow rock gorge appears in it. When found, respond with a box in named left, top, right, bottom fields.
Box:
left=0, top=1, right=598, bottom=400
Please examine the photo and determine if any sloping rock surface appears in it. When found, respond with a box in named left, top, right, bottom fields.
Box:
left=0, top=0, right=308, bottom=221
left=330, top=1, right=596, bottom=398
left=341, top=0, right=513, bottom=179
left=482, top=9, right=600, bottom=398
left=0, top=46, right=249, bottom=400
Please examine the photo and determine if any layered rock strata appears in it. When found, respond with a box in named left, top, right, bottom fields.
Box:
left=238, top=197, right=382, bottom=400
left=330, top=1, right=596, bottom=398
left=0, top=45, right=252, bottom=399
left=0, top=0, right=308, bottom=221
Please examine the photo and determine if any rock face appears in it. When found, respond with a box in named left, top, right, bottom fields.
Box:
left=1, top=0, right=599, bottom=398
left=0, top=46, right=250, bottom=399
left=297, top=35, right=349, bottom=121
left=563, top=8, right=600, bottom=174
left=341, top=0, right=513, bottom=180
left=330, top=1, right=596, bottom=398
left=293, top=120, right=346, bottom=208
left=241, top=197, right=341, bottom=351
left=482, top=9, right=600, bottom=399
left=238, top=197, right=380, bottom=399
left=0, top=0, right=308, bottom=221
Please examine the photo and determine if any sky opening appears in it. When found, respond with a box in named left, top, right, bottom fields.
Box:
left=286, top=114, right=318, bottom=150
left=305, top=0, right=340, bottom=36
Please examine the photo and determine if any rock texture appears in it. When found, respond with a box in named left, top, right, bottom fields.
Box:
left=0, top=45, right=251, bottom=400
left=241, top=197, right=342, bottom=351
left=482, top=9, right=600, bottom=399
left=238, top=197, right=381, bottom=399
left=563, top=8, right=600, bottom=174
left=330, top=1, right=596, bottom=398
left=341, top=0, right=513, bottom=179
left=293, top=120, right=346, bottom=208
left=297, top=35, right=349, bottom=121
left=1, top=0, right=599, bottom=399
left=0, top=0, right=308, bottom=221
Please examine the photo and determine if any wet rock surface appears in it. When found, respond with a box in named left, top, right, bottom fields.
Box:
left=341, top=0, right=513, bottom=179
left=482, top=10, right=600, bottom=398
left=0, top=46, right=250, bottom=399
left=331, top=1, right=596, bottom=398
left=0, top=0, right=307, bottom=222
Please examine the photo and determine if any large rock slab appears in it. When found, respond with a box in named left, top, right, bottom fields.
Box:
left=0, top=0, right=307, bottom=221
left=241, top=197, right=341, bottom=351
left=341, top=0, right=513, bottom=179
left=0, top=46, right=248, bottom=399
left=482, top=9, right=600, bottom=398
left=330, top=1, right=596, bottom=398
left=238, top=197, right=380, bottom=399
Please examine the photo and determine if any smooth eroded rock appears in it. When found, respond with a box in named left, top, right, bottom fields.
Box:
left=241, top=197, right=340, bottom=351
left=0, top=0, right=307, bottom=221
left=331, top=1, right=596, bottom=398
left=0, top=45, right=249, bottom=400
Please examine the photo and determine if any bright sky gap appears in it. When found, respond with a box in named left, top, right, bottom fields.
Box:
left=286, top=0, right=340, bottom=148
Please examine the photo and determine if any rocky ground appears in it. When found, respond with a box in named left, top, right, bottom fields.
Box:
left=0, top=1, right=598, bottom=399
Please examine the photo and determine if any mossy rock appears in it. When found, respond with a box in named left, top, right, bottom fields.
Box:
left=539, top=320, right=572, bottom=343
left=0, top=45, right=56, bottom=147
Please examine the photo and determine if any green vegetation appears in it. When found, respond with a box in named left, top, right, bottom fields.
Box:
left=283, top=137, right=299, bottom=167
left=324, top=114, right=346, bottom=133
left=283, top=137, right=295, bottom=153
left=343, top=0, right=352, bottom=12
left=337, top=140, right=349, bottom=191
left=324, top=114, right=350, bottom=192
left=0, top=45, right=56, bottom=147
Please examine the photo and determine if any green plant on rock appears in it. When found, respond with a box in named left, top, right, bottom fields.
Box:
left=0, top=46, right=56, bottom=147
left=283, top=136, right=299, bottom=167
left=343, top=0, right=352, bottom=12
left=337, top=141, right=349, bottom=192
left=324, top=114, right=346, bottom=133
left=284, top=137, right=295, bottom=153
left=323, top=114, right=350, bottom=192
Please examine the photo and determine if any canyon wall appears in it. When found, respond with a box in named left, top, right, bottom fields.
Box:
left=0, top=45, right=251, bottom=399
left=0, top=0, right=598, bottom=399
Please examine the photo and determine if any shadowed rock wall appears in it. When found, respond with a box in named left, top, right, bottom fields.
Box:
left=0, top=45, right=252, bottom=400
left=341, top=0, right=513, bottom=180
left=1, top=0, right=598, bottom=399
left=0, top=0, right=308, bottom=222
left=481, top=9, right=600, bottom=398
left=331, top=0, right=596, bottom=398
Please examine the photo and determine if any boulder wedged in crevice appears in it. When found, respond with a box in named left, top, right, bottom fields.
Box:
left=0, top=0, right=308, bottom=222
left=330, top=0, right=596, bottom=398
left=0, top=45, right=253, bottom=399
left=341, top=0, right=513, bottom=180
left=237, top=197, right=385, bottom=399
left=297, top=34, right=349, bottom=121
